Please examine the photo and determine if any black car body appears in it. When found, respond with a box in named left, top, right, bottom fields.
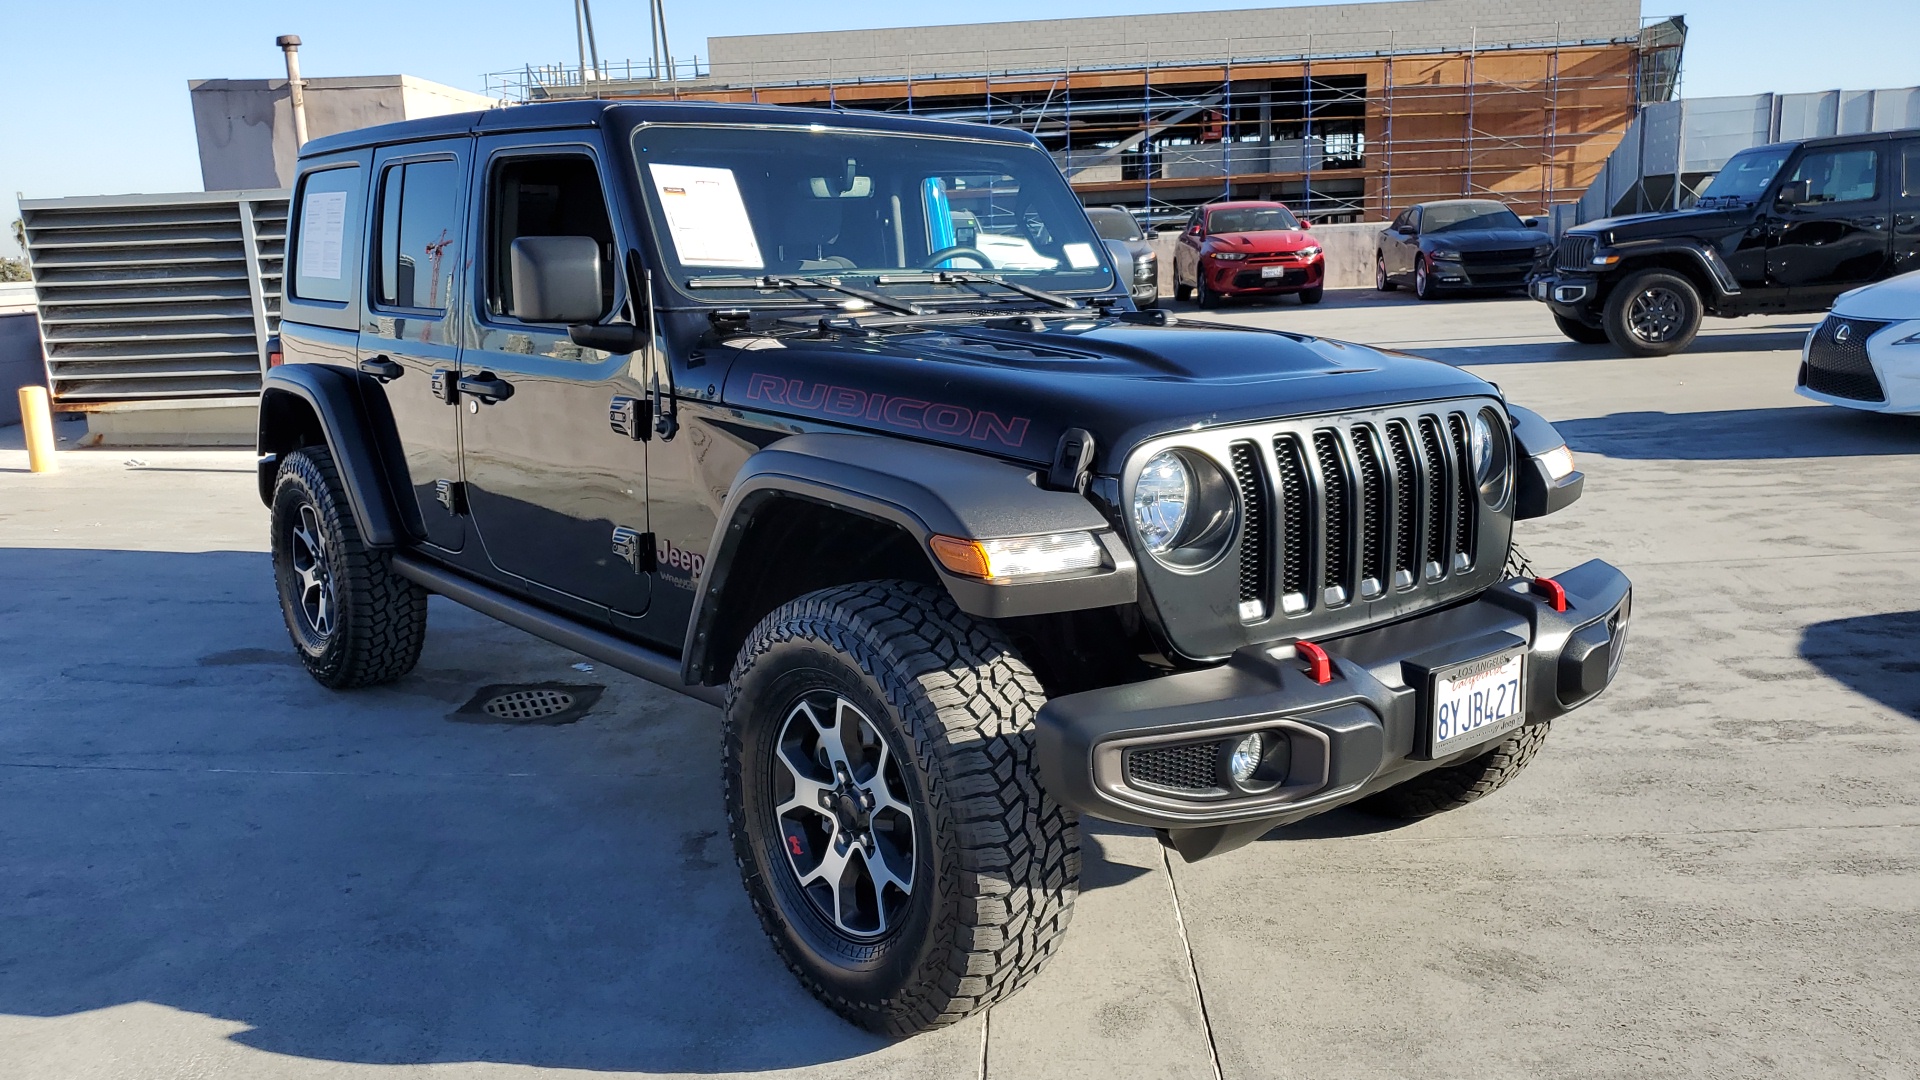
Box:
left=1534, top=128, right=1920, bottom=354
left=258, top=100, right=1629, bottom=1035
left=1086, top=206, right=1158, bottom=307
left=1377, top=199, right=1551, bottom=299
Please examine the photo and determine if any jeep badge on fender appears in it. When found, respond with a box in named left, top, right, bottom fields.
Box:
left=259, top=100, right=1630, bottom=1036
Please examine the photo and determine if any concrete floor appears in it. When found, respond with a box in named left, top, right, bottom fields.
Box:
left=3, top=292, right=1918, bottom=1079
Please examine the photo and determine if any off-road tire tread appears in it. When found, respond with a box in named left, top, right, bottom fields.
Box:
left=722, top=581, right=1079, bottom=1036
left=272, top=446, right=427, bottom=689
left=1503, top=541, right=1537, bottom=580
left=1361, top=722, right=1551, bottom=819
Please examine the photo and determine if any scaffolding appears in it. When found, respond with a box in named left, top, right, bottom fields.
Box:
left=487, top=19, right=1673, bottom=225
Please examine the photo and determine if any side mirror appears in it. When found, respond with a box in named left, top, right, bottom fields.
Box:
left=510, top=236, right=605, bottom=324
left=1395, top=223, right=1415, bottom=235
left=1523, top=217, right=1541, bottom=228
left=1299, top=219, right=1313, bottom=229
left=1776, top=179, right=1811, bottom=207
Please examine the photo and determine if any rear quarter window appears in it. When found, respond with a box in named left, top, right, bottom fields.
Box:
left=290, top=165, right=366, bottom=305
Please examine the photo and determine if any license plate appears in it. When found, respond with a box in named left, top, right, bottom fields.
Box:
left=1261, top=265, right=1286, bottom=279
left=1431, top=653, right=1524, bottom=754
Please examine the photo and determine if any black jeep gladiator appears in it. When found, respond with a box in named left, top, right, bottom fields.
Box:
left=1534, top=128, right=1920, bottom=355
left=260, top=100, right=1630, bottom=1035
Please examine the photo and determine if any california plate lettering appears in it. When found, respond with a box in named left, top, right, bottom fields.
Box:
left=1434, top=654, right=1525, bottom=747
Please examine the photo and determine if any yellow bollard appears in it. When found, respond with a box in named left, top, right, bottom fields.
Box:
left=18, top=386, right=57, bottom=473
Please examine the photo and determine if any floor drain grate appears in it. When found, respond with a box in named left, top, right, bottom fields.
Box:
left=453, top=683, right=605, bottom=726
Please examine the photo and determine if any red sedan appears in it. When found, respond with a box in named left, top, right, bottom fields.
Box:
left=1172, top=201, right=1325, bottom=307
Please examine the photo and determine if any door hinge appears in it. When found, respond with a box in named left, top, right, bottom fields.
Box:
left=434, top=479, right=468, bottom=514
left=611, top=526, right=656, bottom=573
left=609, top=395, right=651, bottom=441
left=431, top=368, right=459, bottom=404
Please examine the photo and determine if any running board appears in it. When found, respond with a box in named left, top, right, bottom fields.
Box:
left=392, top=555, right=725, bottom=709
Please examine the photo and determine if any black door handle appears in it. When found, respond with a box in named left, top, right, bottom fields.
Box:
left=457, top=373, right=515, bottom=403
left=358, top=355, right=403, bottom=382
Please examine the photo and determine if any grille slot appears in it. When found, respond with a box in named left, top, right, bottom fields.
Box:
left=1447, top=413, right=1476, bottom=566
left=1804, top=316, right=1888, bottom=402
left=1555, top=235, right=1597, bottom=272
left=1273, top=436, right=1312, bottom=603
left=1418, top=417, right=1449, bottom=570
left=1313, top=431, right=1352, bottom=603
left=1352, top=426, right=1387, bottom=592
left=1230, top=442, right=1269, bottom=615
left=1386, top=422, right=1420, bottom=582
left=1126, top=741, right=1220, bottom=793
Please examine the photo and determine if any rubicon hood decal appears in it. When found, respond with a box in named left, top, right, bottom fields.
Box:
left=742, top=373, right=1032, bottom=449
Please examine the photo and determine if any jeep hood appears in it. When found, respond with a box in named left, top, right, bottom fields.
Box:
left=1572, top=207, right=1749, bottom=243
left=714, top=318, right=1493, bottom=471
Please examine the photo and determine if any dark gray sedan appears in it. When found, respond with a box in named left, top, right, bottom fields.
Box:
left=1377, top=199, right=1553, bottom=300
left=1087, top=206, right=1158, bottom=308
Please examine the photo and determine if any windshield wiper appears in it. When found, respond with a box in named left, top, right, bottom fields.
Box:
left=874, top=271, right=1083, bottom=311
left=686, top=274, right=925, bottom=316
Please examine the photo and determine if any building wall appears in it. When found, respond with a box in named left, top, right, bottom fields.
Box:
left=707, top=0, right=1642, bottom=84
left=189, top=75, right=498, bottom=191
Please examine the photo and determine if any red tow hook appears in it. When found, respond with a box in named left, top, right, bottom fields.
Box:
left=1295, top=640, right=1334, bottom=685
left=1530, top=576, right=1568, bottom=613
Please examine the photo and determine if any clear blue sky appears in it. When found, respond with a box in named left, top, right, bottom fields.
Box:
left=4, top=0, right=1917, bottom=257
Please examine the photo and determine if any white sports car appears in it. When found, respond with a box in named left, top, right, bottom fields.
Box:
left=1796, top=269, right=1920, bottom=413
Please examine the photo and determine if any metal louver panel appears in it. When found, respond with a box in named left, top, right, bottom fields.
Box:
left=20, top=190, right=289, bottom=403
left=1352, top=425, right=1387, bottom=597
left=1313, top=430, right=1352, bottom=605
left=1229, top=442, right=1269, bottom=619
left=1447, top=413, right=1476, bottom=568
left=1385, top=421, right=1420, bottom=585
left=1272, top=436, right=1312, bottom=610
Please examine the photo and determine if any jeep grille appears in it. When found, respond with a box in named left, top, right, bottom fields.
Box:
left=1554, top=235, right=1597, bottom=272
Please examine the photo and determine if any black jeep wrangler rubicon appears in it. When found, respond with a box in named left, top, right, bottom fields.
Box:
left=261, top=101, right=1630, bottom=1035
left=1534, top=128, right=1920, bottom=356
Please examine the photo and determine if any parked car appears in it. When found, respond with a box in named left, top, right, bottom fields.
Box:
left=261, top=100, right=1628, bottom=1037
left=1171, top=200, right=1325, bottom=307
left=1533, top=128, right=1920, bottom=355
left=1086, top=206, right=1158, bottom=307
left=1377, top=199, right=1551, bottom=300
left=1796, top=269, right=1920, bottom=412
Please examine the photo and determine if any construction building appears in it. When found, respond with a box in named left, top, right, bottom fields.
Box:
left=491, top=0, right=1684, bottom=223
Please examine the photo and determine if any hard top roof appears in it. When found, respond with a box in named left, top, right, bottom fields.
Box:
left=299, top=99, right=1040, bottom=158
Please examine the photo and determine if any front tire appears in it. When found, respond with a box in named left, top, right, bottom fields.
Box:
left=1196, top=273, right=1219, bottom=309
left=1553, top=312, right=1611, bottom=345
left=1299, top=284, right=1324, bottom=305
left=270, top=446, right=427, bottom=688
left=1414, top=255, right=1441, bottom=300
left=723, top=581, right=1079, bottom=1035
left=1360, top=723, right=1552, bottom=819
left=1603, top=269, right=1701, bottom=356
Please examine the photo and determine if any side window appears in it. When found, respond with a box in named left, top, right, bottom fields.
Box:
left=290, top=165, right=364, bottom=304
left=1392, top=209, right=1410, bottom=230
left=1900, top=142, right=1920, bottom=199
left=486, top=155, right=616, bottom=322
left=1788, top=148, right=1880, bottom=205
left=374, top=158, right=462, bottom=311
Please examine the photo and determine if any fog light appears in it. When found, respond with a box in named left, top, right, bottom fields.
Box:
left=1228, top=733, right=1265, bottom=786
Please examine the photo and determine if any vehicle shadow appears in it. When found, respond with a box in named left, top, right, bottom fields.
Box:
left=1556, top=406, right=1920, bottom=460
left=1799, top=610, right=1920, bottom=721
left=1256, top=806, right=1422, bottom=842
left=1406, top=326, right=1813, bottom=366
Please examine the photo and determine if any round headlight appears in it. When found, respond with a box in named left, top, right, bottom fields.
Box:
left=1469, top=413, right=1495, bottom=485
left=1133, top=451, right=1192, bottom=554
left=1229, top=733, right=1265, bottom=786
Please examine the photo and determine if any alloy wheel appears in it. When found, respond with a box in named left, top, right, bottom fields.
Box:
left=770, top=690, right=917, bottom=940
left=290, top=504, right=335, bottom=638
left=1626, top=285, right=1685, bottom=343
left=1376, top=255, right=1387, bottom=290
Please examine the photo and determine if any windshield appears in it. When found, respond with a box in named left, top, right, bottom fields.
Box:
left=1695, top=147, right=1791, bottom=206
left=631, top=124, right=1114, bottom=303
left=1087, top=208, right=1143, bottom=242
left=1421, top=202, right=1525, bottom=233
left=1208, top=205, right=1299, bottom=234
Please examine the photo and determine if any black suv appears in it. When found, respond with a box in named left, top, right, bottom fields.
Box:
left=1535, top=128, right=1920, bottom=355
left=260, top=101, right=1630, bottom=1035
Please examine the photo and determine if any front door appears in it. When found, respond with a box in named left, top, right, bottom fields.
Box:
left=359, top=140, right=470, bottom=552
left=457, top=135, right=653, bottom=619
left=1767, top=143, right=1893, bottom=305
left=1892, top=139, right=1920, bottom=278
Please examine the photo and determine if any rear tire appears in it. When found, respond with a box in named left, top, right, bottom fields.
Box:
left=270, top=446, right=427, bottom=689
left=1376, top=253, right=1398, bottom=291
left=1553, top=312, right=1611, bottom=345
left=1299, top=285, right=1324, bottom=305
left=1359, top=723, right=1552, bottom=820
left=723, top=581, right=1079, bottom=1035
left=1603, top=269, right=1701, bottom=356
left=1174, top=277, right=1192, bottom=303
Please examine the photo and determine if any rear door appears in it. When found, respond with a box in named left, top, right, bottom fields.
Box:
left=456, top=133, right=653, bottom=620
left=1893, top=138, right=1920, bottom=278
left=360, top=140, right=470, bottom=553
left=1766, top=141, right=1893, bottom=304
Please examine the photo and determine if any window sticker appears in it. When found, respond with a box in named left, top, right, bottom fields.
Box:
left=1062, top=242, right=1099, bottom=269
left=298, top=190, right=348, bottom=280
left=649, top=164, right=765, bottom=269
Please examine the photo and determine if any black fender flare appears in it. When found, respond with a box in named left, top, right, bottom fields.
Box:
left=680, top=433, right=1138, bottom=686
left=1508, top=404, right=1583, bottom=519
left=256, top=364, right=411, bottom=548
left=1611, top=240, right=1742, bottom=298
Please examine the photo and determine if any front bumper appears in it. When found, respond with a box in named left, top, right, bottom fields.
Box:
left=1035, top=559, right=1631, bottom=859
left=1528, top=270, right=1603, bottom=312
left=1205, top=258, right=1324, bottom=295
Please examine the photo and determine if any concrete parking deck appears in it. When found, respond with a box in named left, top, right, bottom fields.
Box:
left=3, top=293, right=1918, bottom=1079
